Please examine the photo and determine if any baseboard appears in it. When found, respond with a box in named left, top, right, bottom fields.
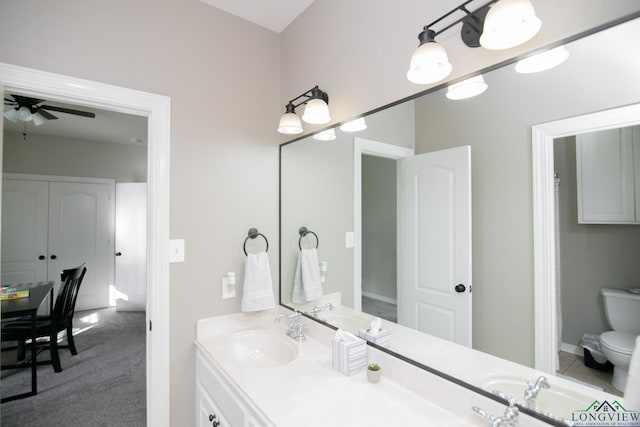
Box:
left=560, top=342, right=582, bottom=356
left=361, top=291, right=397, bottom=305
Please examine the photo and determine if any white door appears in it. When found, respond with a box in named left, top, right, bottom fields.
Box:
left=1, top=179, right=49, bottom=285
left=115, top=183, right=147, bottom=311
left=48, top=181, right=114, bottom=311
left=398, top=145, right=472, bottom=346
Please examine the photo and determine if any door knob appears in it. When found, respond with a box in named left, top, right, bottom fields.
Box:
left=50, top=254, right=57, bottom=260
left=455, top=284, right=466, bottom=293
left=38, top=255, right=46, bottom=260
left=115, top=252, right=122, bottom=256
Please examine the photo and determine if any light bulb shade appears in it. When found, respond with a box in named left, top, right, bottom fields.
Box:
left=301, top=98, right=331, bottom=124
left=339, top=117, right=367, bottom=132
left=4, top=108, right=18, bottom=122
left=407, top=41, right=452, bottom=84
left=277, top=112, right=303, bottom=134
left=32, top=111, right=48, bottom=126
left=312, top=128, right=337, bottom=141
left=446, top=75, right=488, bottom=100
left=515, top=46, right=569, bottom=74
left=17, top=106, right=33, bottom=122
left=479, top=0, right=541, bottom=50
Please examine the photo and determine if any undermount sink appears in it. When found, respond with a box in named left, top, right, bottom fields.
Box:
left=225, top=329, right=299, bottom=368
left=481, top=375, right=594, bottom=419
left=318, top=312, right=370, bottom=332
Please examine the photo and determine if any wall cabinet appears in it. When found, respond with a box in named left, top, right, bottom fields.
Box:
left=576, top=126, right=640, bottom=224
left=196, top=352, right=268, bottom=427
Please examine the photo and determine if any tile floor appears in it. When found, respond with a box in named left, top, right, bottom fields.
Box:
left=557, top=351, right=623, bottom=396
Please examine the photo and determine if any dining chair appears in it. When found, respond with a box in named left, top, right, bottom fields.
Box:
left=1, top=263, right=87, bottom=373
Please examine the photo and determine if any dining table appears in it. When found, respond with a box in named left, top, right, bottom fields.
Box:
left=1, top=281, right=54, bottom=403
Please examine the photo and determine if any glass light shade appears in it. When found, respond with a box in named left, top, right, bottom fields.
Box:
left=277, top=112, right=303, bottom=134
left=3, top=108, right=18, bottom=122
left=312, top=128, right=336, bottom=141
left=339, top=117, right=367, bottom=132
left=301, top=98, right=331, bottom=124
left=479, top=0, right=541, bottom=50
left=515, top=46, right=569, bottom=74
left=406, top=41, right=452, bottom=84
left=446, top=75, right=488, bottom=100
left=32, top=111, right=48, bottom=126
left=17, top=106, right=33, bottom=122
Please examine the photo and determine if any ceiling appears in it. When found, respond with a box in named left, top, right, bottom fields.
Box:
left=200, top=0, right=316, bottom=33
left=3, top=92, right=147, bottom=146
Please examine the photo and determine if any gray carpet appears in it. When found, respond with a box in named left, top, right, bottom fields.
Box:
left=362, top=296, right=398, bottom=323
left=1, top=307, right=146, bottom=427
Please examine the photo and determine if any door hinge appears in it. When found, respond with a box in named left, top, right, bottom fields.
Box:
left=149, top=320, right=152, bottom=332
left=469, top=285, right=473, bottom=293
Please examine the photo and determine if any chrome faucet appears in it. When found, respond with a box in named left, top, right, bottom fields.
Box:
left=472, top=397, right=519, bottom=427
left=308, top=302, right=334, bottom=317
left=524, top=376, right=550, bottom=409
left=274, top=311, right=307, bottom=342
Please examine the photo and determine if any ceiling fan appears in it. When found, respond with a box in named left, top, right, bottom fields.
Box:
left=3, top=94, right=96, bottom=126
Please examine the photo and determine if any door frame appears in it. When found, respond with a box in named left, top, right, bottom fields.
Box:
left=532, top=102, right=640, bottom=375
left=353, top=137, right=414, bottom=311
left=0, top=62, right=171, bottom=426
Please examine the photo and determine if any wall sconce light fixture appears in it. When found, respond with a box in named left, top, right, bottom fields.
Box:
left=408, top=0, right=541, bottom=85
left=278, top=85, right=331, bottom=134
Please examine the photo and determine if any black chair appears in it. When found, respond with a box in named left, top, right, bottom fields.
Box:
left=1, top=264, right=87, bottom=373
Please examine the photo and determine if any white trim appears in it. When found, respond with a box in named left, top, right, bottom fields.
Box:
left=361, top=290, right=398, bottom=306
left=560, top=342, right=582, bottom=356
left=4, top=172, right=116, bottom=186
left=354, top=137, right=413, bottom=312
left=0, top=62, right=171, bottom=426
left=532, top=102, right=640, bottom=375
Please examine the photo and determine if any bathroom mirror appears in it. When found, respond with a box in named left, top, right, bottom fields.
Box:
left=280, top=14, right=640, bottom=422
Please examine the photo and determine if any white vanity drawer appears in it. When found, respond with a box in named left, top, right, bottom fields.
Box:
left=197, top=352, right=246, bottom=427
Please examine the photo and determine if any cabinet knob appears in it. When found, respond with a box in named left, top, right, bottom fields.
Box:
left=38, top=255, right=46, bottom=260
left=50, top=254, right=57, bottom=260
left=209, top=414, right=220, bottom=427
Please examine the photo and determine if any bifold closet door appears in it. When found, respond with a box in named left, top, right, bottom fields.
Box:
left=48, top=181, right=114, bottom=311
left=1, top=179, right=49, bottom=285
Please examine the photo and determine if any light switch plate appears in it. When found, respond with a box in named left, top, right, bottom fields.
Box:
left=169, top=239, right=185, bottom=263
left=222, top=277, right=236, bottom=299
left=345, top=231, right=354, bottom=248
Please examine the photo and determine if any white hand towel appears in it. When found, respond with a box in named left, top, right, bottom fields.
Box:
left=624, top=336, right=640, bottom=410
left=291, top=248, right=322, bottom=303
left=240, top=251, right=276, bottom=312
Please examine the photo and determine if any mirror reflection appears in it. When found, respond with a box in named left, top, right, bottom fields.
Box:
left=280, top=16, right=640, bottom=422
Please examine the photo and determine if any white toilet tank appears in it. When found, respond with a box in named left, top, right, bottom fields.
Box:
left=601, top=288, right=640, bottom=334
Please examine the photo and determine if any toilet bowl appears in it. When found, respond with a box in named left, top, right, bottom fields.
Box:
left=600, top=289, right=640, bottom=391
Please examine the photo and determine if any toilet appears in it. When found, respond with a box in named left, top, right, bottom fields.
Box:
left=600, top=288, right=640, bottom=391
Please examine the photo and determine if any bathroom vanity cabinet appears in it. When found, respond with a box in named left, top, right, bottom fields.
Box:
left=576, top=125, right=640, bottom=224
left=196, top=352, right=268, bottom=427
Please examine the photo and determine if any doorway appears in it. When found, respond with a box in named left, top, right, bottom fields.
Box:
left=0, top=62, right=170, bottom=426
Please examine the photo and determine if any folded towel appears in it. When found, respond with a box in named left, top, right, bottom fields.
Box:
left=624, top=336, right=640, bottom=409
left=240, top=251, right=275, bottom=312
left=291, top=248, right=322, bottom=303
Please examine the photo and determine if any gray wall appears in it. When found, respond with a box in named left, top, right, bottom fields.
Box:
left=0, top=1, right=280, bottom=425
left=412, top=18, right=640, bottom=366
left=555, top=135, right=640, bottom=347
left=362, top=155, right=397, bottom=301
left=3, top=132, right=147, bottom=182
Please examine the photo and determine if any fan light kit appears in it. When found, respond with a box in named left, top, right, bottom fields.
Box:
left=408, top=0, right=542, bottom=86
left=278, top=85, right=330, bottom=134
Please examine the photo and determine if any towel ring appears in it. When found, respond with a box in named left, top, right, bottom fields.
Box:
left=243, top=227, right=269, bottom=255
left=298, top=226, right=319, bottom=250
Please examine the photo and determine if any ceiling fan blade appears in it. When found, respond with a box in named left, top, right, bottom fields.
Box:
left=34, top=107, right=58, bottom=120
left=4, top=97, right=18, bottom=105
left=40, top=104, right=96, bottom=118
left=11, top=94, right=46, bottom=106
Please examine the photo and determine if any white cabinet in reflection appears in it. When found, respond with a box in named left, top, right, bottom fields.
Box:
left=576, top=126, right=640, bottom=224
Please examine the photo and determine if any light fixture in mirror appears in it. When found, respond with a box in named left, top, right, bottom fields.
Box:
left=515, top=46, right=569, bottom=74
left=312, top=128, right=337, bottom=141
left=446, top=75, right=488, bottom=100
left=479, top=0, right=541, bottom=50
left=340, top=117, right=367, bottom=132
left=406, top=29, right=452, bottom=85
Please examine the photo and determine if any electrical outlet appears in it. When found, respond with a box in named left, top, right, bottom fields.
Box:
left=345, top=232, right=354, bottom=248
left=169, top=239, right=185, bottom=263
left=222, top=272, right=236, bottom=299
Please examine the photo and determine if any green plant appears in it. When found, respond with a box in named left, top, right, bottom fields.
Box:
left=367, top=363, right=380, bottom=371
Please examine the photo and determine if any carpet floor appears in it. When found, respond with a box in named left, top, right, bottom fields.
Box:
left=1, top=307, right=146, bottom=427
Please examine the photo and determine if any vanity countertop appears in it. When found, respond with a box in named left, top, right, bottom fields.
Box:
left=196, top=308, right=550, bottom=427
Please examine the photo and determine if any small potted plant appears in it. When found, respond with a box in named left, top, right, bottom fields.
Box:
left=367, top=363, right=382, bottom=383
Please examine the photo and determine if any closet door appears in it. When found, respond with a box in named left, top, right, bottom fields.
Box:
left=48, top=182, right=114, bottom=311
left=1, top=179, right=48, bottom=285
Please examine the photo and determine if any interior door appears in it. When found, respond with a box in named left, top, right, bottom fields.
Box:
left=398, top=145, right=472, bottom=346
left=48, top=181, right=113, bottom=311
left=1, top=179, right=49, bottom=285
left=115, top=182, right=147, bottom=311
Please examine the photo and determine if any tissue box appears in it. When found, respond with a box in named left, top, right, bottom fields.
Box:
left=358, top=328, right=391, bottom=348
left=332, top=330, right=367, bottom=376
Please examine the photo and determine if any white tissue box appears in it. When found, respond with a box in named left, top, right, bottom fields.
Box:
left=358, top=328, right=391, bottom=348
left=332, top=331, right=367, bottom=376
